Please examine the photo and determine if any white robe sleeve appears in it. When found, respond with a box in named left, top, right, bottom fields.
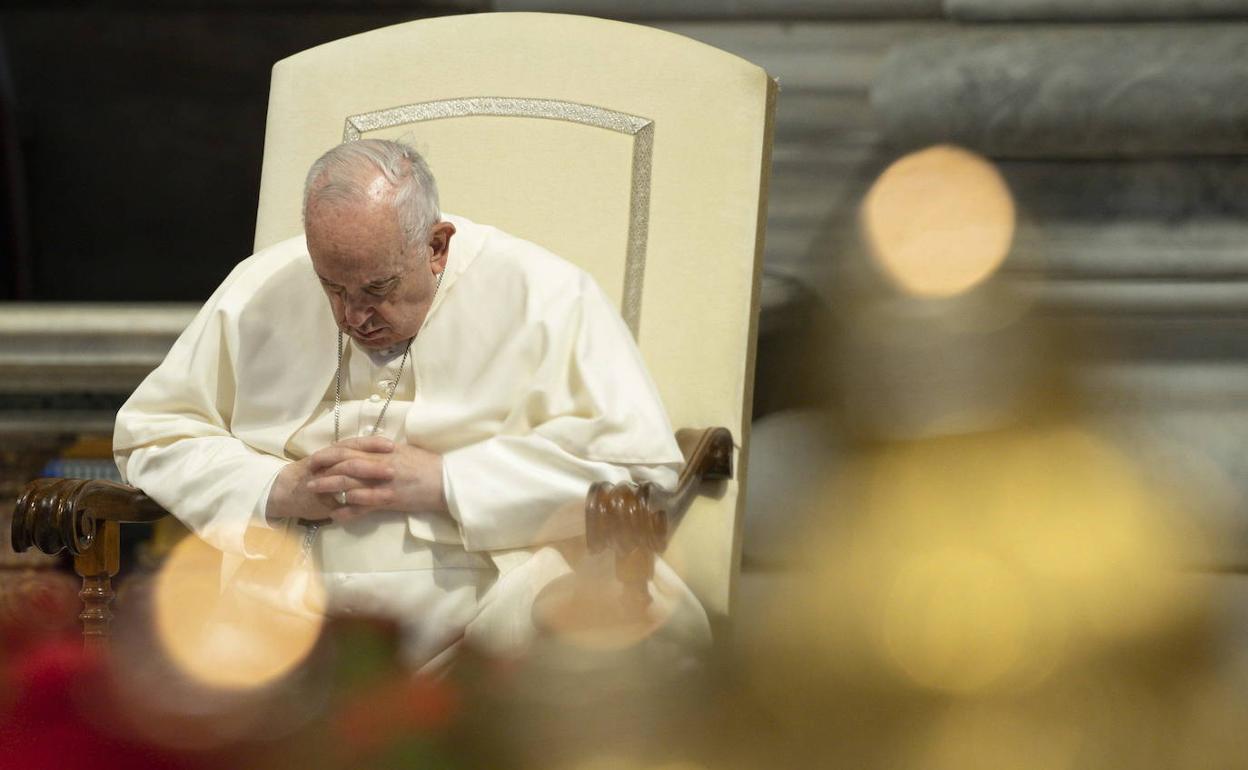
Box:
left=440, top=274, right=683, bottom=552
left=113, top=267, right=289, bottom=558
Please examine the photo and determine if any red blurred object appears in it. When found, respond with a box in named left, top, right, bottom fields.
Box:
left=0, top=639, right=189, bottom=770
left=0, top=570, right=79, bottom=652
left=333, top=675, right=461, bottom=755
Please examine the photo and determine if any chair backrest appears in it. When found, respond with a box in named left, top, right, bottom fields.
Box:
left=255, top=12, right=775, bottom=623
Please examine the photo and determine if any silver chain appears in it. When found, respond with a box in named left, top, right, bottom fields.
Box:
left=301, top=269, right=444, bottom=558
left=333, top=332, right=411, bottom=445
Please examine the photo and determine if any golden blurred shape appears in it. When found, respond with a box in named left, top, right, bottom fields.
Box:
left=882, top=547, right=1030, bottom=693
left=862, top=145, right=1015, bottom=297
left=566, top=758, right=707, bottom=770
left=918, top=706, right=1080, bottom=770
left=566, top=755, right=644, bottom=770
left=152, top=529, right=325, bottom=690
left=765, top=424, right=1205, bottom=700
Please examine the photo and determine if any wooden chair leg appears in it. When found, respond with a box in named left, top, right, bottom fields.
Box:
left=73, top=520, right=119, bottom=650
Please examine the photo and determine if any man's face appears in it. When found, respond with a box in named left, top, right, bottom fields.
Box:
left=305, top=192, right=452, bottom=350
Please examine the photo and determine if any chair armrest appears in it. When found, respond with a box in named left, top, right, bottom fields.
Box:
left=584, top=427, right=734, bottom=610
left=10, top=478, right=169, bottom=647
left=11, top=478, right=169, bottom=558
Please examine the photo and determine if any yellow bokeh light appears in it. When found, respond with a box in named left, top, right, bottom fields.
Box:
left=882, top=547, right=1030, bottom=693
left=153, top=529, right=325, bottom=690
left=763, top=422, right=1205, bottom=700
left=565, top=756, right=644, bottom=770
left=564, top=757, right=708, bottom=770
left=917, top=706, right=1081, bottom=770
left=862, top=144, right=1015, bottom=297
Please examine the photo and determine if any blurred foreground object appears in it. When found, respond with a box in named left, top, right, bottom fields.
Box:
left=861, top=144, right=1015, bottom=298
left=848, top=144, right=1038, bottom=438
left=730, top=144, right=1240, bottom=769
left=150, top=530, right=325, bottom=691
left=742, top=413, right=1236, bottom=769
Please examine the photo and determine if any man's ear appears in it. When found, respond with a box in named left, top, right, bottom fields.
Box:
left=429, top=220, right=456, bottom=274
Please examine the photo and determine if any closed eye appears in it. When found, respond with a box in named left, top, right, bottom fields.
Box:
left=366, top=280, right=398, bottom=297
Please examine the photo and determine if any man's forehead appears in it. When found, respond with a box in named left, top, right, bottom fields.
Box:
left=306, top=193, right=402, bottom=240
left=310, top=240, right=404, bottom=281
left=306, top=202, right=410, bottom=282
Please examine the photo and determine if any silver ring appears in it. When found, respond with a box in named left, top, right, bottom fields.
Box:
left=334, top=490, right=348, bottom=505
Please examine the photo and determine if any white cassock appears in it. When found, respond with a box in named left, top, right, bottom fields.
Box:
left=113, top=213, right=710, bottom=668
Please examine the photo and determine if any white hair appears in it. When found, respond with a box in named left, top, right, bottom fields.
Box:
left=302, top=139, right=441, bottom=248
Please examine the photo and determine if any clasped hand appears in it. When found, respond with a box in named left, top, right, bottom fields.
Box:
left=266, top=436, right=446, bottom=523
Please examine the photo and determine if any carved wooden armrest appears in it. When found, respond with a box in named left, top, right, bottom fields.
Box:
left=10, top=478, right=169, bottom=647
left=584, top=427, right=734, bottom=612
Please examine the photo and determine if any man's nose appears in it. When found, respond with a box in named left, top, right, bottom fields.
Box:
left=342, top=297, right=372, bottom=327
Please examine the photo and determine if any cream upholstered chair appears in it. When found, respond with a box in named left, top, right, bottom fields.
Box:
left=12, top=12, right=775, bottom=637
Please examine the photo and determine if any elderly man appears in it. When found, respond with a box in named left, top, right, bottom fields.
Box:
left=114, top=139, right=706, bottom=667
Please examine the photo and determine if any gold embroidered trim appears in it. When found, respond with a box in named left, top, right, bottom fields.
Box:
left=343, top=97, right=654, bottom=336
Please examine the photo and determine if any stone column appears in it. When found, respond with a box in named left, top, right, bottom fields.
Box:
left=1000, top=159, right=1248, bottom=295
left=946, top=0, right=1248, bottom=21
left=872, top=27, right=1248, bottom=158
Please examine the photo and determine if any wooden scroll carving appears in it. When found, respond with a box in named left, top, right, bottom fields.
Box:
left=11, top=479, right=168, bottom=647
left=585, top=426, right=734, bottom=612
